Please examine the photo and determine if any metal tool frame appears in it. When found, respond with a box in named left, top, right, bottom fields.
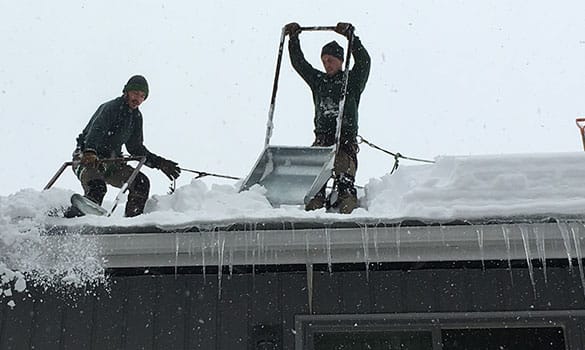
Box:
left=241, top=25, right=355, bottom=206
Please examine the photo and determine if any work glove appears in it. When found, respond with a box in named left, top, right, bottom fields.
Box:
left=157, top=157, right=181, bottom=181
left=80, top=151, right=99, bottom=168
left=284, top=22, right=301, bottom=36
left=334, top=22, right=354, bottom=39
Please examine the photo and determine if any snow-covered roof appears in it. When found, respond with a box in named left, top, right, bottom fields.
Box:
left=2, top=152, right=585, bottom=304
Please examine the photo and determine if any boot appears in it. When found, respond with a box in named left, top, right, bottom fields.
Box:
left=124, top=173, right=150, bottom=217
left=85, top=179, right=107, bottom=205
left=335, top=173, right=358, bottom=214
left=337, top=187, right=358, bottom=214
left=63, top=205, right=85, bottom=218
left=305, top=186, right=327, bottom=211
left=125, top=195, right=147, bottom=217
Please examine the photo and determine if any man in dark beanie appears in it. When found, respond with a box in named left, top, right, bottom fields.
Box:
left=63, top=75, right=181, bottom=218
left=284, top=22, right=371, bottom=214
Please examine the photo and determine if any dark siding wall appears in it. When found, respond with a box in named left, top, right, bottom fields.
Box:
left=1, top=265, right=584, bottom=350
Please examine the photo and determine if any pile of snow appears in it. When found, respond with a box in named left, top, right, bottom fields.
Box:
left=366, top=152, right=585, bottom=219
left=2, top=152, right=585, bottom=305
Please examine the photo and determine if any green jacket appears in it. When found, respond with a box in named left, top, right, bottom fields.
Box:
left=75, top=96, right=161, bottom=167
left=289, top=35, right=370, bottom=143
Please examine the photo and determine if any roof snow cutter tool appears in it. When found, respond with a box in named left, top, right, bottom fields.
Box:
left=44, top=156, right=147, bottom=216
left=239, top=25, right=354, bottom=207
left=576, top=118, right=585, bottom=151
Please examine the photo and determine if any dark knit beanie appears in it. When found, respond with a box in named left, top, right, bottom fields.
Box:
left=321, top=41, right=344, bottom=61
left=123, top=75, right=149, bottom=99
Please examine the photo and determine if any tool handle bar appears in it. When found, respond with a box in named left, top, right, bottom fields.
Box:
left=576, top=118, right=585, bottom=129
left=299, top=26, right=336, bottom=32
left=43, top=156, right=146, bottom=190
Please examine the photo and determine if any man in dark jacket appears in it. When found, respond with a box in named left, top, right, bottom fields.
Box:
left=64, top=75, right=181, bottom=218
left=284, top=22, right=371, bottom=214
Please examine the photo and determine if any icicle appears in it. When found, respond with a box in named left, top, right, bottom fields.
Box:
left=229, top=244, right=234, bottom=278
left=201, top=239, right=207, bottom=283
left=244, top=229, right=250, bottom=266
left=174, top=234, right=180, bottom=277
left=373, top=223, right=380, bottom=263
left=534, top=226, right=547, bottom=284
left=306, top=262, right=313, bottom=314
left=520, top=225, right=537, bottom=298
left=501, top=226, right=514, bottom=284
left=570, top=223, right=585, bottom=298
left=325, top=226, right=332, bottom=275
left=361, top=225, right=370, bottom=280
left=217, top=236, right=226, bottom=300
left=395, top=226, right=401, bottom=258
left=557, top=222, right=573, bottom=270
left=476, top=228, right=485, bottom=270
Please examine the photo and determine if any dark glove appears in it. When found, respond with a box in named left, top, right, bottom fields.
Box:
left=80, top=151, right=99, bottom=168
left=334, top=22, right=354, bottom=39
left=157, top=157, right=181, bottom=181
left=284, top=22, right=301, bottom=36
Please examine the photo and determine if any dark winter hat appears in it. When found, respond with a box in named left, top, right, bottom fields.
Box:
left=123, top=75, right=149, bottom=99
left=321, top=41, right=344, bottom=61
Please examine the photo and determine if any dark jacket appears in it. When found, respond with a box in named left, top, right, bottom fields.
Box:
left=75, top=96, right=161, bottom=167
left=289, top=35, right=371, bottom=143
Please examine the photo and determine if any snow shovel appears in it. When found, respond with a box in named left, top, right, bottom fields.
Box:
left=239, top=25, right=354, bottom=207
left=576, top=118, right=585, bottom=151
left=45, top=156, right=146, bottom=216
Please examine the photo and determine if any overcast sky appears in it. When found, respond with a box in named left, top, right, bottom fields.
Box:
left=1, top=1, right=584, bottom=198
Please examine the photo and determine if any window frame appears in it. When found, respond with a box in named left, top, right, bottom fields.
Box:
left=295, top=310, right=585, bottom=350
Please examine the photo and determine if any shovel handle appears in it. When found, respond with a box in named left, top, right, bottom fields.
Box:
left=577, top=118, right=585, bottom=151
left=43, top=156, right=147, bottom=190
left=299, top=26, right=336, bottom=32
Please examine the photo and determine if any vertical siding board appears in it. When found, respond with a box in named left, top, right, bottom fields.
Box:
left=248, top=272, right=282, bottom=349
left=339, top=271, right=371, bottom=314
left=0, top=293, right=34, bottom=350
left=29, top=289, right=64, bottom=350
left=217, top=275, right=249, bottom=350
left=0, top=296, right=5, bottom=349
left=434, top=269, right=471, bottom=312
left=371, top=270, right=404, bottom=313
left=280, top=272, right=309, bottom=350
left=312, top=270, right=343, bottom=314
left=217, top=273, right=249, bottom=350
left=61, top=293, right=95, bottom=350
left=507, top=269, right=542, bottom=311
left=123, top=276, right=158, bottom=350
left=535, top=267, right=585, bottom=311
left=469, top=268, right=515, bottom=311
left=153, top=276, right=187, bottom=350
left=91, top=277, right=128, bottom=350
left=185, top=274, right=217, bottom=350
left=402, top=270, right=438, bottom=313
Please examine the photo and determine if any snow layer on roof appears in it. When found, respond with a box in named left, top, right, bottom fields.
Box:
left=2, top=152, right=585, bottom=302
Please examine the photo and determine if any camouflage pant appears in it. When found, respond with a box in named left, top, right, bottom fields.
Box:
left=72, top=152, right=150, bottom=217
left=312, top=134, right=358, bottom=179
left=312, top=134, right=358, bottom=195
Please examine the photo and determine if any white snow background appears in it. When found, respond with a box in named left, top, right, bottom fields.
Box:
left=1, top=1, right=585, bottom=306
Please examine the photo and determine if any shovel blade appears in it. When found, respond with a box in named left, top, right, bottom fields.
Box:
left=71, top=193, right=109, bottom=216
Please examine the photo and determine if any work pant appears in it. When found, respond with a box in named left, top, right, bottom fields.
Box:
left=72, top=153, right=150, bottom=217
left=312, top=134, right=358, bottom=195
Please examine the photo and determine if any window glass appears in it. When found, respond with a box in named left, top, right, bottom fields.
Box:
left=314, top=331, right=433, bottom=350
left=441, top=327, right=565, bottom=350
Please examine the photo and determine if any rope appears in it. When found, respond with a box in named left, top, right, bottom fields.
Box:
left=168, top=168, right=242, bottom=194
left=179, top=167, right=241, bottom=180
left=356, top=135, right=435, bottom=174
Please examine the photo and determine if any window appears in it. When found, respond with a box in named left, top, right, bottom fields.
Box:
left=297, top=312, right=577, bottom=350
